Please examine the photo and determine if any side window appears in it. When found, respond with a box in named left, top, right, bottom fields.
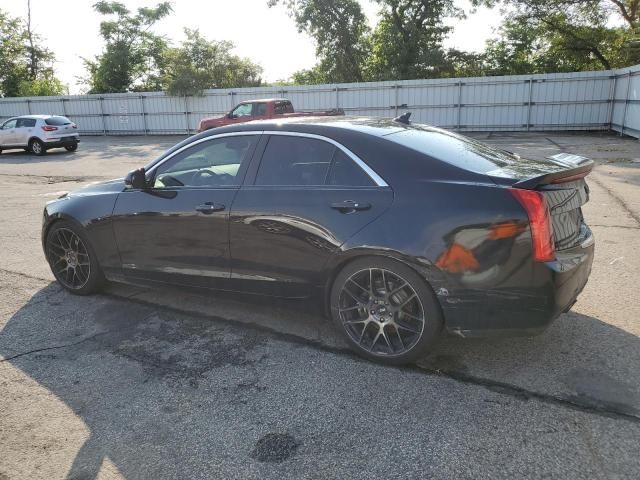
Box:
left=2, top=119, right=17, bottom=129
left=153, top=136, right=256, bottom=188
left=16, top=118, right=36, bottom=128
left=327, top=150, right=375, bottom=187
left=274, top=101, right=294, bottom=114
left=253, top=103, right=267, bottom=116
left=231, top=103, right=253, bottom=118
left=255, top=136, right=335, bottom=186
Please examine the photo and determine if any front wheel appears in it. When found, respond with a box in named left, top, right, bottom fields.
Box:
left=45, top=221, right=104, bottom=295
left=65, top=144, right=78, bottom=152
left=29, top=138, right=46, bottom=156
left=330, top=257, right=443, bottom=365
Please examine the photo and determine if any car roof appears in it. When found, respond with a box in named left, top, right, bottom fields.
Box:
left=203, top=115, right=412, bottom=138
left=13, top=115, right=63, bottom=120
left=238, top=98, right=290, bottom=104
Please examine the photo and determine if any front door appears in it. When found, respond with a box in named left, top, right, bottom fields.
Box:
left=111, top=134, right=259, bottom=288
left=229, top=133, right=394, bottom=297
left=0, top=119, right=18, bottom=146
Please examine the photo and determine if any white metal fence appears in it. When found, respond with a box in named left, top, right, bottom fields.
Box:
left=1, top=65, right=640, bottom=137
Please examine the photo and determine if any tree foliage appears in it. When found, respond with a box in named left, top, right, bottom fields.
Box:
left=473, top=0, right=640, bottom=72
left=366, top=0, right=461, bottom=80
left=83, top=1, right=173, bottom=93
left=162, top=29, right=262, bottom=96
left=269, top=0, right=371, bottom=83
left=0, top=8, right=65, bottom=97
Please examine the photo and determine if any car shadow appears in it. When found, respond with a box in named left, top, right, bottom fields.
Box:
left=1, top=283, right=639, bottom=478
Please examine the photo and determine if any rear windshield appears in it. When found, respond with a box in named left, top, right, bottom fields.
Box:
left=45, top=116, right=72, bottom=126
left=385, top=125, right=561, bottom=178
left=275, top=101, right=294, bottom=114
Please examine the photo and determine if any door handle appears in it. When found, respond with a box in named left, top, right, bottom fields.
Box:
left=330, top=200, right=371, bottom=213
left=195, top=202, right=225, bottom=214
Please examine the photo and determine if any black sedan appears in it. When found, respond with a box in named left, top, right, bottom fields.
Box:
left=42, top=117, right=594, bottom=364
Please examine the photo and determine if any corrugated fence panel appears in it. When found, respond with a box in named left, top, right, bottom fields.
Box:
left=2, top=66, right=640, bottom=136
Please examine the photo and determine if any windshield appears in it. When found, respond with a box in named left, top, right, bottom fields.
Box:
left=385, top=125, right=566, bottom=179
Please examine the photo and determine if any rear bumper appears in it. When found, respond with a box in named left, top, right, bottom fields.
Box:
left=441, top=231, right=595, bottom=337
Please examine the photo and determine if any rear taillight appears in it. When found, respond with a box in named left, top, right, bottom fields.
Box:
left=509, top=188, right=555, bottom=262
left=41, top=125, right=58, bottom=131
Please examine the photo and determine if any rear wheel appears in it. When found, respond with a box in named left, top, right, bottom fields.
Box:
left=45, top=221, right=104, bottom=295
left=65, top=144, right=78, bottom=152
left=29, top=138, right=46, bottom=156
left=330, top=257, right=443, bottom=365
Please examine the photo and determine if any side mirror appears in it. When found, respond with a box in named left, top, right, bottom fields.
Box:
left=125, top=167, right=148, bottom=189
left=227, top=113, right=235, bottom=119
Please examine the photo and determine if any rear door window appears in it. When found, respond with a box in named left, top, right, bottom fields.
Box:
left=253, top=103, right=268, bottom=116
left=255, top=136, right=335, bottom=186
left=45, top=116, right=72, bottom=126
left=327, top=150, right=375, bottom=186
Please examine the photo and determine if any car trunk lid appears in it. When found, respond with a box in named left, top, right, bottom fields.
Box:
left=491, top=153, right=593, bottom=252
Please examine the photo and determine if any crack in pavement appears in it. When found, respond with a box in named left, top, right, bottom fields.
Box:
left=590, top=174, right=640, bottom=226
left=0, top=331, right=112, bottom=363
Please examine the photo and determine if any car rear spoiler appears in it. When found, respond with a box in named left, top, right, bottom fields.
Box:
left=512, top=153, right=594, bottom=189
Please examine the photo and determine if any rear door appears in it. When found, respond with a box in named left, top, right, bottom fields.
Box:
left=228, top=133, right=393, bottom=297
left=15, top=118, right=36, bottom=146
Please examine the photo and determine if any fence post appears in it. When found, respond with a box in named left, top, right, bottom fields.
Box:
left=26, top=99, right=32, bottom=114
left=621, top=72, right=631, bottom=136
left=607, top=74, right=617, bottom=130
left=184, top=96, right=190, bottom=135
left=335, top=86, right=340, bottom=110
left=100, top=97, right=107, bottom=136
left=526, top=78, right=533, bottom=132
left=394, top=83, right=399, bottom=117
left=457, top=80, right=463, bottom=130
left=140, top=95, right=147, bottom=135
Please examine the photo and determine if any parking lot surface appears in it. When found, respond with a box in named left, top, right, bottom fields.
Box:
left=1, top=132, right=639, bottom=479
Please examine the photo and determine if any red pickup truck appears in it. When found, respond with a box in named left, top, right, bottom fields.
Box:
left=198, top=98, right=344, bottom=131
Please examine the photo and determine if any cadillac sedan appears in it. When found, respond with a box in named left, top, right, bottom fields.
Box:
left=42, top=116, right=594, bottom=364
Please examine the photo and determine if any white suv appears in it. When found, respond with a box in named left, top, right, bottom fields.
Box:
left=0, top=115, right=80, bottom=156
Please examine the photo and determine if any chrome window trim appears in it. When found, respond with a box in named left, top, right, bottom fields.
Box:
left=264, top=131, right=389, bottom=187
left=146, top=130, right=265, bottom=178
left=146, top=129, right=389, bottom=188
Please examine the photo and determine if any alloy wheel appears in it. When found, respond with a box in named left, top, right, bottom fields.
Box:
left=31, top=141, right=42, bottom=154
left=338, top=268, right=425, bottom=356
left=46, top=227, right=91, bottom=290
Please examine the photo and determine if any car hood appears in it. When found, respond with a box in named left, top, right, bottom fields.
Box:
left=60, top=178, right=125, bottom=198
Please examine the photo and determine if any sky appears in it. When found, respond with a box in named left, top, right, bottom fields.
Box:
left=1, top=0, right=502, bottom=94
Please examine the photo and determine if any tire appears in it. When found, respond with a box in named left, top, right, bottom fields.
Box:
left=29, top=138, right=46, bottom=156
left=44, top=221, right=104, bottom=295
left=65, top=144, right=78, bottom=152
left=330, top=256, right=443, bottom=365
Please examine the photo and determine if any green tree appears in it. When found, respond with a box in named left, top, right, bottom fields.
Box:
left=162, top=29, right=262, bottom=96
left=365, top=0, right=461, bottom=80
left=270, top=0, right=370, bottom=83
left=475, top=0, right=640, bottom=72
left=83, top=1, right=172, bottom=93
left=0, top=8, right=65, bottom=97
